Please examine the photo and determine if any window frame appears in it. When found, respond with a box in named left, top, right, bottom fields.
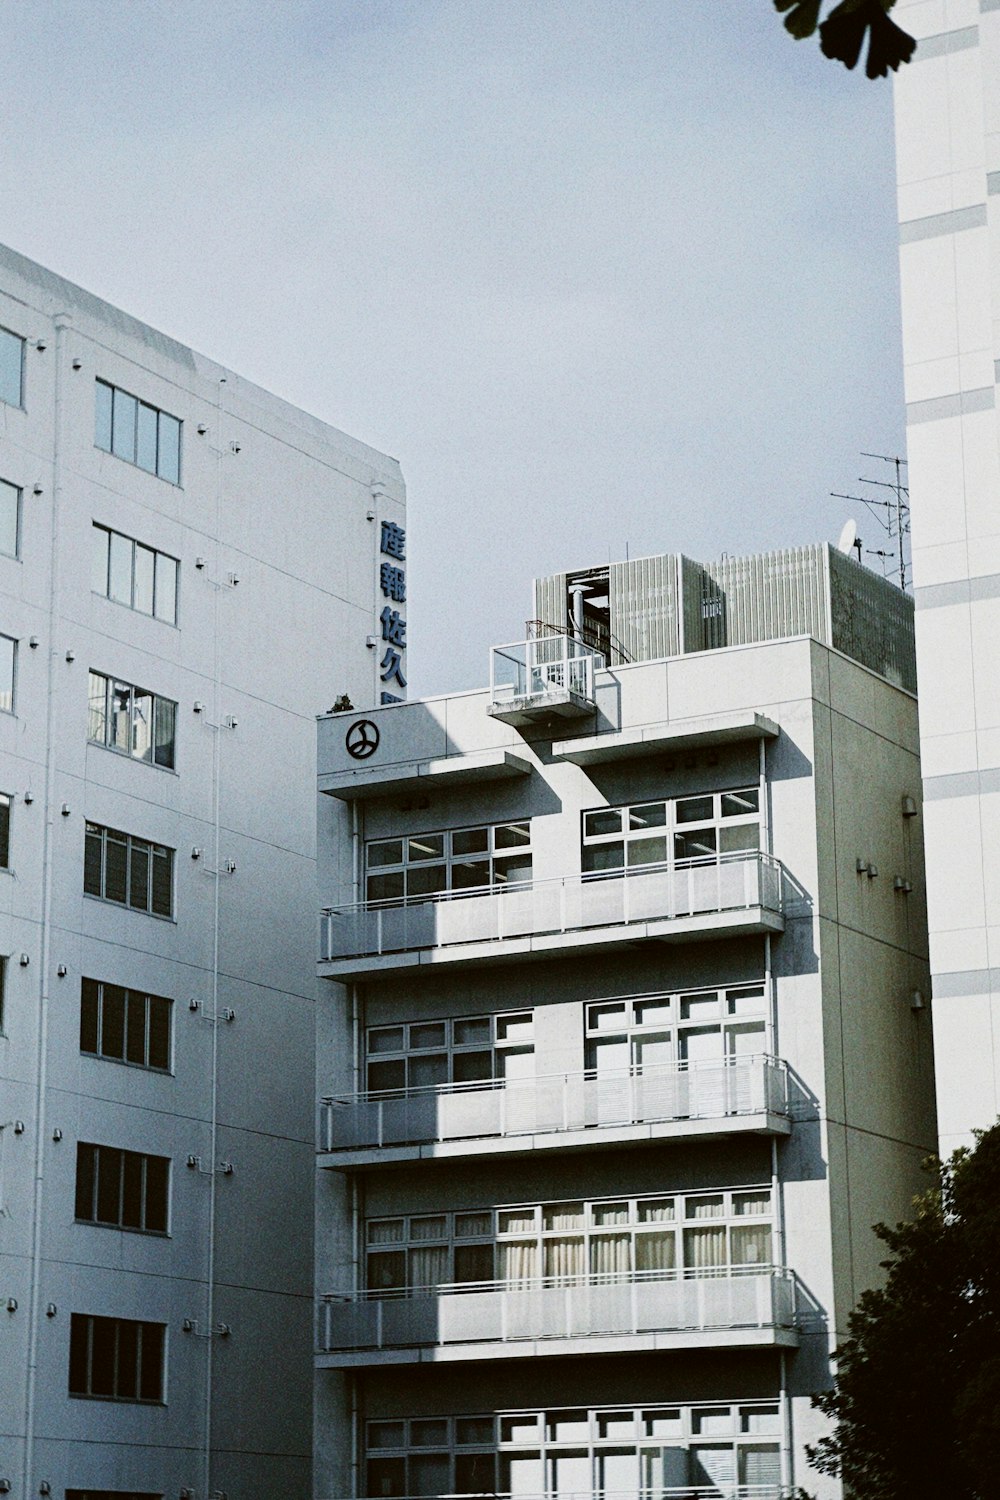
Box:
left=0, top=325, right=24, bottom=409
left=364, top=1400, right=782, bottom=1499
left=364, top=1185, right=774, bottom=1297
left=87, top=669, right=177, bottom=770
left=91, top=523, right=179, bottom=626
left=79, top=977, right=173, bottom=1072
left=0, top=476, right=21, bottom=559
left=94, top=378, right=182, bottom=485
left=585, top=983, right=769, bottom=1071
left=581, top=786, right=760, bottom=875
left=83, top=822, right=174, bottom=919
left=365, top=1010, right=535, bottom=1095
left=365, top=820, right=533, bottom=905
left=0, top=633, right=16, bottom=715
left=75, top=1141, right=170, bottom=1235
left=68, top=1313, right=166, bottom=1403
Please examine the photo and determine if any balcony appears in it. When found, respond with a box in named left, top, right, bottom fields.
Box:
left=318, top=1055, right=791, bottom=1169
left=319, top=852, right=785, bottom=978
left=488, top=636, right=604, bottom=725
left=327, top=1491, right=790, bottom=1500
left=316, top=1267, right=798, bottom=1367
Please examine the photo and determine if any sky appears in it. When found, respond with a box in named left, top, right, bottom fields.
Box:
left=0, top=0, right=906, bottom=695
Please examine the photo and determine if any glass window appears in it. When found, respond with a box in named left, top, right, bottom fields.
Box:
left=153, top=550, right=178, bottom=624
left=75, top=1142, right=169, bottom=1232
left=0, top=326, right=24, bottom=407
left=83, top=822, right=174, bottom=917
left=87, top=671, right=177, bottom=770
left=365, top=1011, right=533, bottom=1093
left=134, top=544, right=155, bottom=614
left=68, top=1314, right=165, bottom=1402
left=92, top=525, right=179, bottom=623
left=96, top=380, right=182, bottom=483
left=0, top=478, right=20, bottom=558
left=0, top=634, right=14, bottom=713
left=365, top=821, right=533, bottom=903
left=0, top=792, right=10, bottom=868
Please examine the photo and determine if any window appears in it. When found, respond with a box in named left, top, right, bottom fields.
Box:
left=68, top=1314, right=165, bottom=1402
left=586, top=984, right=767, bottom=1075
left=75, top=1143, right=169, bottom=1233
left=95, top=379, right=181, bottom=484
left=0, top=478, right=20, bottom=557
left=84, top=823, right=173, bottom=918
left=0, top=955, right=6, bottom=1033
left=366, top=1011, right=534, bottom=1093
left=366, top=821, right=532, bottom=903
left=0, top=326, right=24, bottom=407
left=0, top=634, right=15, bottom=713
left=364, top=1402, right=780, bottom=1498
left=88, top=671, right=177, bottom=769
left=91, top=524, right=178, bottom=624
left=365, top=1187, right=773, bottom=1296
left=581, top=787, right=760, bottom=873
left=80, top=978, right=172, bottom=1070
left=0, top=792, right=10, bottom=869
left=67, top=1492, right=163, bottom=1500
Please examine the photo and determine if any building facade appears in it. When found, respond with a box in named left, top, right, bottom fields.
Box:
left=893, top=0, right=1000, bottom=1153
left=0, top=244, right=405, bottom=1500
left=314, top=552, right=936, bottom=1500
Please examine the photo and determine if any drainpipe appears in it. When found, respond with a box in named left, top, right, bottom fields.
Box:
left=21, top=311, right=71, bottom=1500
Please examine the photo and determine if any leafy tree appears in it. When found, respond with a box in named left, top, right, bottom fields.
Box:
left=803, top=1124, right=1000, bottom=1499
left=775, top=0, right=916, bottom=78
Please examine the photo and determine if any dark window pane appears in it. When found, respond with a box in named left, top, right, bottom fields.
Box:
left=629, top=802, right=667, bottom=830
left=722, top=788, right=759, bottom=817
left=157, top=414, right=181, bottom=484
left=367, top=1457, right=406, bottom=1497
left=96, top=1148, right=122, bottom=1223
left=102, top=985, right=126, bottom=1059
left=0, top=793, right=9, bottom=867
left=455, top=1453, right=496, bottom=1492
left=494, top=821, right=530, bottom=849
left=126, top=991, right=147, bottom=1064
left=407, top=1052, right=448, bottom=1089
left=144, top=1157, right=169, bottom=1232
left=89, top=1317, right=117, bottom=1396
left=0, top=328, right=23, bottom=407
left=451, top=859, right=489, bottom=889
left=75, top=1143, right=96, bottom=1220
left=80, top=977, right=100, bottom=1054
left=0, top=477, right=20, bottom=557
left=148, top=998, right=170, bottom=1069
left=84, top=824, right=103, bottom=896
left=367, top=1251, right=406, bottom=1291
left=675, top=828, right=717, bottom=860
left=406, top=863, right=447, bottom=898
left=584, top=808, right=622, bottom=837
left=68, top=1315, right=90, bottom=1394
left=129, top=840, right=150, bottom=910
left=95, top=381, right=113, bottom=450
left=103, top=831, right=127, bottom=906
left=452, top=1050, right=492, bottom=1083
left=111, top=388, right=137, bottom=461
left=366, top=871, right=404, bottom=903
left=454, top=1243, right=494, bottom=1283
left=121, top=1152, right=143, bottom=1227
left=367, top=1058, right=405, bottom=1093
left=136, top=403, right=158, bottom=472
left=582, top=842, right=624, bottom=873
left=150, top=846, right=172, bottom=916
left=116, top=1319, right=139, bottom=1398
left=154, top=697, right=176, bottom=768
left=138, top=1322, right=164, bottom=1399
left=452, top=826, right=488, bottom=856
left=676, top=795, right=713, bottom=824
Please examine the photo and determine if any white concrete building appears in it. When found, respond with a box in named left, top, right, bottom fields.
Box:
left=0, top=244, right=405, bottom=1500
left=314, top=549, right=936, bottom=1500
left=894, top=0, right=1000, bottom=1152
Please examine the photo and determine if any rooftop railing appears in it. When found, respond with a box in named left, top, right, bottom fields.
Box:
left=319, top=1054, right=790, bottom=1156
left=317, top=1266, right=797, bottom=1355
left=489, top=635, right=605, bottom=714
left=321, top=851, right=783, bottom=964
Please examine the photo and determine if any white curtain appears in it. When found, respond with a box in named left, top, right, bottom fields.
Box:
left=636, top=1231, right=676, bottom=1275
left=544, top=1236, right=586, bottom=1284
left=731, top=1224, right=771, bottom=1267
left=590, top=1233, right=630, bottom=1279
left=684, top=1226, right=727, bottom=1272
left=500, top=1240, right=538, bottom=1287
left=408, top=1244, right=448, bottom=1290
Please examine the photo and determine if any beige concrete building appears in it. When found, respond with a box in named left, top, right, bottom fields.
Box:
left=314, top=549, right=936, bottom=1500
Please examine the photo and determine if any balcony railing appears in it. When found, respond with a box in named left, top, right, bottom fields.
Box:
left=319, top=1491, right=789, bottom=1500
left=489, top=635, right=604, bottom=720
left=319, top=1054, right=790, bottom=1157
left=317, top=1267, right=797, bottom=1356
left=321, top=852, right=783, bottom=965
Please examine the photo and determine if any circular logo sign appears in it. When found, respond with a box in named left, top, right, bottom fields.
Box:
left=346, top=718, right=380, bottom=760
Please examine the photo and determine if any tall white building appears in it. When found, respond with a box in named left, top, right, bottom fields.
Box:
left=314, top=547, right=936, bottom=1500
left=0, top=243, right=405, bottom=1500
left=894, top=0, right=1000, bottom=1152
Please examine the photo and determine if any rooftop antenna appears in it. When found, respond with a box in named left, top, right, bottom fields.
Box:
left=831, top=452, right=910, bottom=590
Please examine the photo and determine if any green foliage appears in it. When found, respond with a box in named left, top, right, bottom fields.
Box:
left=803, top=1124, right=1000, bottom=1500
left=774, top=0, right=916, bottom=77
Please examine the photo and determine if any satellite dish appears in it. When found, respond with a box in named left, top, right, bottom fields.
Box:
left=837, top=518, right=858, bottom=555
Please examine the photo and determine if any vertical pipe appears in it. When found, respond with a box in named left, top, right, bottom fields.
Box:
left=780, top=1348, right=793, bottom=1492
left=21, top=310, right=70, bottom=1500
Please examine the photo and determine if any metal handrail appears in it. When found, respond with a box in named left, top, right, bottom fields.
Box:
left=321, top=850, right=783, bottom=919
left=322, top=1265, right=794, bottom=1306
